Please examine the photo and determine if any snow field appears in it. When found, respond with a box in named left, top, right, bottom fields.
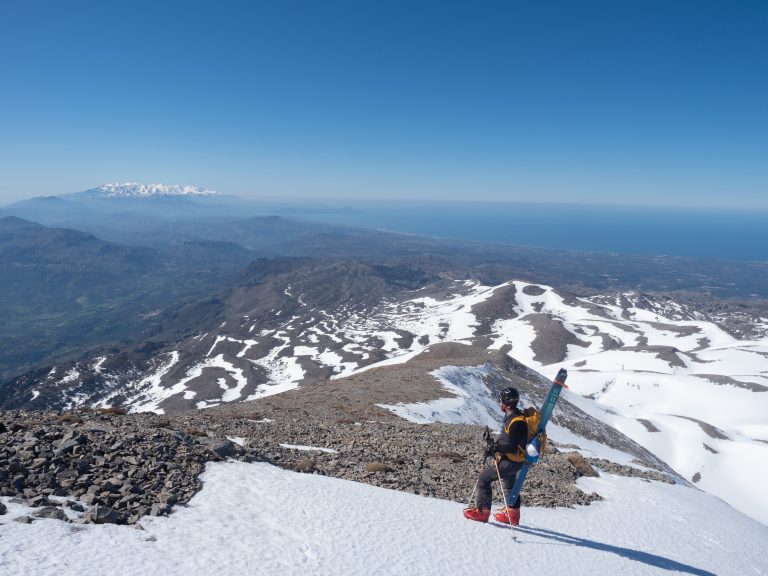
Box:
left=563, top=363, right=768, bottom=518
left=387, top=280, right=497, bottom=344
left=1, top=460, right=766, bottom=576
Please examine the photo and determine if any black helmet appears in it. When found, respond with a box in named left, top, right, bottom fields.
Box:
left=500, top=387, right=519, bottom=406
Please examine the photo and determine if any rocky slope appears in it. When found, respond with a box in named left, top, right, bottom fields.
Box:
left=0, top=345, right=675, bottom=526
left=4, top=259, right=766, bottom=523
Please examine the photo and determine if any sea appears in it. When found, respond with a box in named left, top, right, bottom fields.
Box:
left=276, top=201, right=768, bottom=262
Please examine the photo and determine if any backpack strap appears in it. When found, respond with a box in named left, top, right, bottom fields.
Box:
left=504, top=415, right=526, bottom=434
left=501, top=415, right=527, bottom=462
left=498, top=451, right=526, bottom=463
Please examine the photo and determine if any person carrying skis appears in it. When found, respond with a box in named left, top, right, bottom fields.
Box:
left=463, top=386, right=527, bottom=525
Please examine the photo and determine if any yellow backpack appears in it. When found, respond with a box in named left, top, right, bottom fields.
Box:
left=504, top=407, right=547, bottom=462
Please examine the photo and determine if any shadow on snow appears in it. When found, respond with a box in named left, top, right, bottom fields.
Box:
left=511, top=525, right=717, bottom=576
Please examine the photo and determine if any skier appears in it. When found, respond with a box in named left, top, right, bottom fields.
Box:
left=463, top=386, right=528, bottom=525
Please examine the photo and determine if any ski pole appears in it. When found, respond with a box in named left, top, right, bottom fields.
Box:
left=494, top=459, right=517, bottom=534
left=466, top=479, right=479, bottom=509
left=466, top=427, right=494, bottom=508
left=465, top=454, right=489, bottom=508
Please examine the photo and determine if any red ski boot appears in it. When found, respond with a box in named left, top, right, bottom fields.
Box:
left=494, top=507, right=520, bottom=526
left=463, top=507, right=490, bottom=523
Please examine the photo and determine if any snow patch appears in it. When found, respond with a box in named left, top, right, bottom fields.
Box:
left=92, top=357, right=107, bottom=374
left=279, top=444, right=338, bottom=454
left=59, top=368, right=80, bottom=385
left=378, top=365, right=502, bottom=428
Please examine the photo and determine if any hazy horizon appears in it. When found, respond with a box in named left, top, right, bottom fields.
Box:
left=3, top=183, right=768, bottom=213
left=4, top=188, right=767, bottom=262
left=1, top=1, right=767, bottom=209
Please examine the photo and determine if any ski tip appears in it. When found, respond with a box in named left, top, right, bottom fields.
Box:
left=554, top=368, right=568, bottom=386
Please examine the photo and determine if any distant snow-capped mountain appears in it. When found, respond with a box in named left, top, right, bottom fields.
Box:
left=80, top=182, right=219, bottom=198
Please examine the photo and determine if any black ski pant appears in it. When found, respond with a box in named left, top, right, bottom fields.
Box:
left=476, top=458, right=523, bottom=510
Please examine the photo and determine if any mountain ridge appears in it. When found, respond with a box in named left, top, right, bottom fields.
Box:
left=0, top=217, right=256, bottom=381
left=76, top=182, right=219, bottom=198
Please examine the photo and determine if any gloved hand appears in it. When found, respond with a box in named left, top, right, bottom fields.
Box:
left=482, top=427, right=497, bottom=458
left=484, top=440, right=498, bottom=459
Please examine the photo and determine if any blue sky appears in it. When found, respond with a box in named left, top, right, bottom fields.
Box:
left=1, top=0, right=766, bottom=207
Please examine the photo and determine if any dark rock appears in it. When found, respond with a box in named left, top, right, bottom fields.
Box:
left=120, top=483, right=144, bottom=496
left=102, top=477, right=124, bottom=492
left=198, top=438, right=241, bottom=460
left=160, top=492, right=178, bottom=506
left=12, top=475, right=25, bottom=492
left=9, top=461, right=28, bottom=474
left=17, top=450, right=35, bottom=462
left=84, top=505, right=123, bottom=524
left=566, top=452, right=599, bottom=477
left=81, top=492, right=99, bottom=505
left=28, top=495, right=51, bottom=507
left=56, top=439, right=81, bottom=454
left=67, top=501, right=86, bottom=512
left=32, top=506, right=69, bottom=521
